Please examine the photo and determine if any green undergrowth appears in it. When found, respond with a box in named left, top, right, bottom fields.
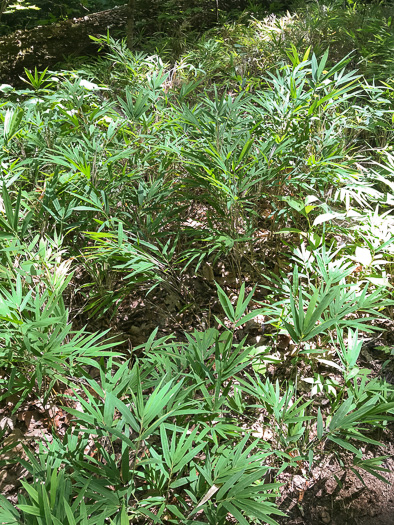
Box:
left=0, top=3, right=394, bottom=523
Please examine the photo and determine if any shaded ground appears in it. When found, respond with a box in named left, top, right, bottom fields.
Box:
left=277, top=441, right=394, bottom=525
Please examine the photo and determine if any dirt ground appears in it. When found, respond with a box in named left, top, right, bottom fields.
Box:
left=275, top=435, right=394, bottom=525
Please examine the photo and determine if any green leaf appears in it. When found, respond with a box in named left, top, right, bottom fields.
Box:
left=160, top=426, right=172, bottom=467
left=63, top=499, right=77, bottom=525
left=235, top=308, right=265, bottom=328
left=0, top=494, right=20, bottom=523
left=20, top=481, right=39, bottom=504
left=329, top=396, right=354, bottom=431
left=222, top=502, right=249, bottom=525
left=174, top=442, right=207, bottom=473
left=215, top=282, right=235, bottom=321
left=120, top=505, right=129, bottom=525
left=317, top=408, right=323, bottom=439
left=305, top=205, right=316, bottom=215
left=3, top=107, right=24, bottom=143
left=16, top=505, right=41, bottom=516
left=328, top=436, right=362, bottom=456
left=107, top=396, right=140, bottom=433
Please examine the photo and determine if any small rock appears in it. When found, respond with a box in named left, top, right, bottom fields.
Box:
left=293, top=475, right=306, bottom=490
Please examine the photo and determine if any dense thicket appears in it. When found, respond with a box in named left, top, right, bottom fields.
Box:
left=0, top=1, right=393, bottom=524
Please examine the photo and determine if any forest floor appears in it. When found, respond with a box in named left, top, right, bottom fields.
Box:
left=2, top=248, right=393, bottom=523
left=276, top=439, right=394, bottom=525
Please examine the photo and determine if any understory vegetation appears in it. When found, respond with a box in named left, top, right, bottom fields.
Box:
left=0, top=1, right=394, bottom=523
